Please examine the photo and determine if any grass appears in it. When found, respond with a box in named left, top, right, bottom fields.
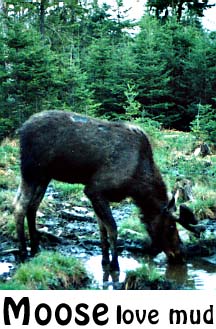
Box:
left=0, top=139, right=19, bottom=189
left=52, top=182, right=84, bottom=199
left=152, top=130, right=216, bottom=220
left=118, top=212, right=148, bottom=240
left=0, top=251, right=91, bottom=290
left=51, top=181, right=86, bottom=207
left=124, top=263, right=175, bottom=289
left=0, top=140, right=20, bottom=240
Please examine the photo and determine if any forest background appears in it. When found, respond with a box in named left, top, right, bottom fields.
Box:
left=0, top=0, right=215, bottom=145
left=0, top=1, right=216, bottom=290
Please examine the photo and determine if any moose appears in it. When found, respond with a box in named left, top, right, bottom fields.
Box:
left=13, top=110, right=203, bottom=270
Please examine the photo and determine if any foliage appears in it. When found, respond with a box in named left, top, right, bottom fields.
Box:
left=0, top=2, right=215, bottom=135
left=0, top=251, right=91, bottom=290
left=124, top=83, right=141, bottom=120
left=0, top=21, right=60, bottom=138
left=146, top=0, right=213, bottom=22
left=190, top=103, right=216, bottom=146
left=0, top=139, right=19, bottom=188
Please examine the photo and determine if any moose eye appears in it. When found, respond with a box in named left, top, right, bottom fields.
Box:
left=169, top=225, right=176, bottom=232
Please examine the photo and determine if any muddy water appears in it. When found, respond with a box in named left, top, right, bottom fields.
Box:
left=154, top=256, right=216, bottom=290
left=1, top=200, right=216, bottom=289
left=0, top=262, right=14, bottom=280
left=86, top=255, right=141, bottom=289
left=83, top=254, right=216, bottom=290
left=1, top=251, right=216, bottom=289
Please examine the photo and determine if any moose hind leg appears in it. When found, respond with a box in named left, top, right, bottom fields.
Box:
left=26, top=184, right=48, bottom=256
left=13, top=180, right=35, bottom=260
left=85, top=188, right=119, bottom=271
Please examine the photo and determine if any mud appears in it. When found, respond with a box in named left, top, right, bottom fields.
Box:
left=1, top=194, right=216, bottom=289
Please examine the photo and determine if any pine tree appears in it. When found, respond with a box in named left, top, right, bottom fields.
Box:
left=133, top=16, right=171, bottom=124
left=0, top=21, right=59, bottom=138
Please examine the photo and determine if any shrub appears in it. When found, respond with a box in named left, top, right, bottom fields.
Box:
left=191, top=103, right=216, bottom=147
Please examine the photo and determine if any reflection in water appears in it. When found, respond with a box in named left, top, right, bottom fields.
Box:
left=165, top=264, right=188, bottom=285
left=86, top=255, right=141, bottom=289
left=86, top=254, right=216, bottom=290
left=0, top=262, right=13, bottom=276
left=158, top=260, right=216, bottom=290
left=1, top=253, right=216, bottom=289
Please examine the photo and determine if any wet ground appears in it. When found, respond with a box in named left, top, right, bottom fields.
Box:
left=85, top=252, right=216, bottom=290
left=2, top=250, right=216, bottom=290
left=1, top=200, right=216, bottom=290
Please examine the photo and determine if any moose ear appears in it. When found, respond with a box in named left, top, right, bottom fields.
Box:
left=167, top=190, right=179, bottom=212
left=179, top=204, right=198, bottom=225
left=178, top=204, right=205, bottom=237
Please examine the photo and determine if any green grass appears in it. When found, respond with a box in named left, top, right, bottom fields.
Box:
left=52, top=182, right=84, bottom=201
left=124, top=263, right=173, bottom=289
left=0, top=251, right=91, bottom=290
left=151, top=130, right=216, bottom=220
left=118, top=212, right=148, bottom=240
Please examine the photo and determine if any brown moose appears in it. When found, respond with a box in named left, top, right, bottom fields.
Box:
left=13, top=110, right=202, bottom=270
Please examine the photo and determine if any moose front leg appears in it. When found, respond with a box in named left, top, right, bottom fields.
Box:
left=84, top=188, right=119, bottom=271
left=97, top=218, right=110, bottom=267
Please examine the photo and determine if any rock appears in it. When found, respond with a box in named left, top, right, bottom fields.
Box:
left=173, top=178, right=194, bottom=201
left=202, top=254, right=216, bottom=265
left=60, top=209, right=94, bottom=222
left=194, top=143, right=211, bottom=157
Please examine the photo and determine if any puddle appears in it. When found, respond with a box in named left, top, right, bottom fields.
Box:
left=192, top=269, right=216, bottom=290
left=0, top=262, right=13, bottom=277
left=149, top=256, right=216, bottom=290
left=85, top=254, right=216, bottom=290
left=86, top=255, right=141, bottom=289
left=1, top=253, right=216, bottom=289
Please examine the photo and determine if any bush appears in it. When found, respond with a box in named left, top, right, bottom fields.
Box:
left=191, top=103, right=216, bottom=147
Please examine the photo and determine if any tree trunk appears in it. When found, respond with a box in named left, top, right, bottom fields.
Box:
left=40, top=0, right=46, bottom=37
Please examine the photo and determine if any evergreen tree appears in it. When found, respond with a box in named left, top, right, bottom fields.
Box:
left=163, top=20, right=216, bottom=129
left=147, top=0, right=213, bottom=22
left=133, top=16, right=171, bottom=124
left=0, top=21, right=59, bottom=138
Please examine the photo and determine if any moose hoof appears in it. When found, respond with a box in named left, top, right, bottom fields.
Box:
left=30, top=245, right=41, bottom=257
left=18, top=250, right=28, bottom=263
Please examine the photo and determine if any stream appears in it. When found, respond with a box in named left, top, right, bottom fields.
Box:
left=1, top=199, right=216, bottom=290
